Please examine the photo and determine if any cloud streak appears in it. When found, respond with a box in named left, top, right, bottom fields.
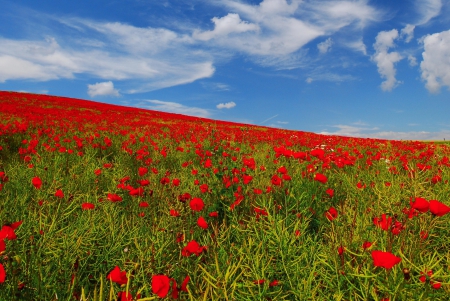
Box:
left=0, top=16, right=215, bottom=93
left=320, top=124, right=450, bottom=140
left=136, top=100, right=212, bottom=118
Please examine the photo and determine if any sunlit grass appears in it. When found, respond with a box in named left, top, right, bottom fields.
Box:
left=1, top=92, right=450, bottom=300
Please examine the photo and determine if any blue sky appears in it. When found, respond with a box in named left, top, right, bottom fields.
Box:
left=1, top=0, right=450, bottom=140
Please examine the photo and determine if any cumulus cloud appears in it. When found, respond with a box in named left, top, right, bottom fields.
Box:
left=193, top=13, right=259, bottom=41
left=317, top=38, right=333, bottom=54
left=138, top=100, right=211, bottom=118
left=420, top=29, right=450, bottom=93
left=87, top=81, right=120, bottom=97
left=408, top=55, right=418, bottom=66
left=371, top=29, right=403, bottom=91
left=400, top=24, right=415, bottom=43
left=216, top=101, right=236, bottom=109
left=0, top=18, right=214, bottom=92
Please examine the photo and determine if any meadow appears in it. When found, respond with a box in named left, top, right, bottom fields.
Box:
left=0, top=91, right=449, bottom=300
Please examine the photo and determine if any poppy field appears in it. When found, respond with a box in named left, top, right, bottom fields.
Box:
left=1, top=91, right=450, bottom=300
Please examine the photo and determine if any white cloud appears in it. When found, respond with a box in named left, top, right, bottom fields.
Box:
left=400, top=24, right=415, bottom=43
left=371, top=29, right=403, bottom=91
left=216, top=101, right=236, bottom=109
left=193, top=0, right=383, bottom=68
left=408, top=55, right=418, bottom=66
left=137, top=100, right=211, bottom=118
left=420, top=29, right=450, bottom=93
left=317, top=38, right=333, bottom=54
left=306, top=77, right=313, bottom=83
left=415, top=0, right=442, bottom=25
left=87, top=81, right=120, bottom=97
left=193, top=13, right=259, bottom=41
left=345, top=39, right=367, bottom=55
left=201, top=82, right=230, bottom=91
left=0, top=18, right=215, bottom=92
left=320, top=124, right=450, bottom=140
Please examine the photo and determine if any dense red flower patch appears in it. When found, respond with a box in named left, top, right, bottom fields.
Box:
left=1, top=91, right=450, bottom=298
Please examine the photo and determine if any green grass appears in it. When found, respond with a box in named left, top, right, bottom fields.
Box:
left=1, top=93, right=450, bottom=300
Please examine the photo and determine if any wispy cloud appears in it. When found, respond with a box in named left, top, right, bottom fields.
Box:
left=194, top=0, right=383, bottom=69
left=415, top=0, right=442, bottom=25
left=260, top=114, right=279, bottom=124
left=0, top=13, right=215, bottom=93
left=320, top=123, right=450, bottom=140
left=201, top=82, right=230, bottom=91
left=135, top=100, right=212, bottom=118
left=317, top=38, right=333, bottom=54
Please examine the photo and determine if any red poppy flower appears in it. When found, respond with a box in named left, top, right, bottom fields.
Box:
left=0, top=240, right=5, bottom=253
left=0, top=225, right=17, bottom=240
left=371, top=250, right=401, bottom=269
left=271, top=174, right=282, bottom=186
left=325, top=207, right=338, bottom=221
left=189, top=198, right=204, bottom=212
left=197, top=216, right=208, bottom=229
left=137, top=179, right=150, bottom=186
left=243, top=174, right=253, bottom=185
left=431, top=281, right=441, bottom=289
left=326, top=188, right=334, bottom=197
left=420, top=231, right=428, bottom=240
left=181, top=240, right=206, bottom=257
left=362, top=241, right=372, bottom=250
left=0, top=263, right=5, bottom=283
left=32, top=176, right=42, bottom=189
left=181, top=275, right=190, bottom=292
left=429, top=200, right=450, bottom=217
left=314, top=173, right=327, bottom=184
left=200, top=184, right=209, bottom=193
left=277, top=166, right=288, bottom=174
left=107, top=193, right=122, bottom=202
left=139, top=201, right=149, bottom=208
left=138, top=167, right=148, bottom=177
left=209, top=211, right=218, bottom=217
left=373, top=214, right=392, bottom=231
left=410, top=197, right=429, bottom=213
left=160, top=177, right=170, bottom=185
left=117, top=291, right=133, bottom=301
left=269, top=280, right=279, bottom=287
left=94, top=169, right=102, bottom=176
left=356, top=182, right=365, bottom=189
left=107, top=266, right=128, bottom=285
left=129, top=187, right=144, bottom=196
left=338, top=246, right=344, bottom=255
left=170, top=209, right=180, bottom=217
left=172, top=178, right=180, bottom=186
left=81, top=202, right=95, bottom=210
left=152, top=275, right=170, bottom=298
left=54, top=189, right=64, bottom=198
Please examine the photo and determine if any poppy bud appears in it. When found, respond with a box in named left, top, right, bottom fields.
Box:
left=402, top=268, right=411, bottom=281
